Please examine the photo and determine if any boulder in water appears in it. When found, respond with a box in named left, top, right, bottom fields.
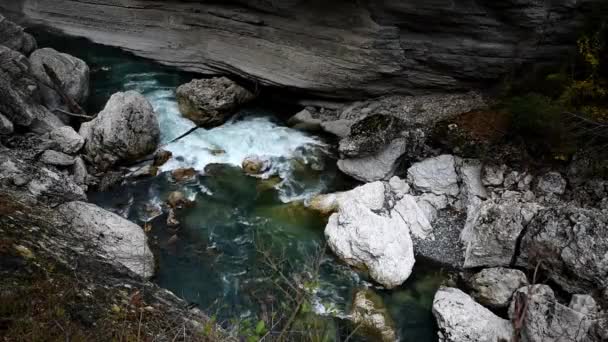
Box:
left=242, top=155, right=269, bottom=175
left=350, top=289, right=398, bottom=342
left=171, top=167, right=197, bottom=182
left=79, top=91, right=160, bottom=170
left=153, top=149, right=172, bottom=167
left=29, top=47, right=90, bottom=113
left=167, top=191, right=191, bottom=209
left=432, top=287, right=513, bottom=342
left=176, top=77, right=255, bottom=128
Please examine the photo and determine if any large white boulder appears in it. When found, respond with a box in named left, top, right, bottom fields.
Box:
left=433, top=287, right=513, bottom=342
left=80, top=91, right=160, bottom=170
left=58, top=201, right=154, bottom=278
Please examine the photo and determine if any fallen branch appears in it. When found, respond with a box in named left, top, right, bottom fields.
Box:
left=51, top=108, right=94, bottom=120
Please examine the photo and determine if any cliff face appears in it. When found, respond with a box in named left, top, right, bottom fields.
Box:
left=1, top=0, right=597, bottom=98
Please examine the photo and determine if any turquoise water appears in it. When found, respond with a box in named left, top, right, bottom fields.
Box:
left=33, top=29, right=446, bottom=341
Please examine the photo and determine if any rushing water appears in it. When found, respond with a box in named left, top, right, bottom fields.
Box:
left=34, top=29, right=446, bottom=341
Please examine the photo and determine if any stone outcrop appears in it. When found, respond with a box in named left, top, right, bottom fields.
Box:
left=3, top=1, right=595, bottom=98
left=468, top=267, right=528, bottom=309
left=79, top=91, right=160, bottom=170
left=432, top=287, right=514, bottom=342
left=58, top=201, right=155, bottom=278
left=176, top=77, right=254, bottom=128
left=29, top=47, right=90, bottom=112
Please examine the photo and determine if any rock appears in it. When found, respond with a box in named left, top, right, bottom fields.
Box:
left=29, top=48, right=90, bottom=112
left=0, top=14, right=36, bottom=55
left=58, top=201, right=154, bottom=278
left=79, top=91, right=160, bottom=170
left=171, top=168, right=197, bottom=182
left=167, top=191, right=190, bottom=209
left=40, top=150, right=74, bottom=166
left=0, top=45, right=45, bottom=128
left=7, top=1, right=591, bottom=99
left=481, top=164, right=506, bottom=187
left=569, top=295, right=597, bottom=317
left=388, top=176, right=410, bottom=199
left=408, top=155, right=459, bottom=196
left=176, top=77, right=254, bottom=127
left=29, top=106, right=65, bottom=134
left=325, top=198, right=414, bottom=289
left=287, top=108, right=322, bottom=131
left=392, top=194, right=434, bottom=240
left=337, top=138, right=407, bottom=182
left=459, top=159, right=488, bottom=202
left=308, top=181, right=387, bottom=215
left=350, top=289, right=398, bottom=342
left=125, top=164, right=157, bottom=178
left=320, top=119, right=352, bottom=138
left=48, top=126, right=85, bottom=154
left=536, top=171, right=567, bottom=195
left=167, top=209, right=180, bottom=227
left=153, top=150, right=172, bottom=167
left=0, top=112, right=13, bottom=134
left=518, top=205, right=608, bottom=293
left=509, top=285, right=596, bottom=342
left=339, top=114, right=406, bottom=158
left=242, top=155, right=269, bottom=175
left=432, top=287, right=513, bottom=342
left=469, top=267, right=528, bottom=309
left=72, top=156, right=87, bottom=186
left=461, top=194, right=540, bottom=268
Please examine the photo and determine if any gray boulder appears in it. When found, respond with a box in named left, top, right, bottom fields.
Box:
left=518, top=205, right=608, bottom=293
left=58, top=201, right=154, bottom=278
left=0, top=112, right=13, bottom=134
left=536, top=171, right=567, bottom=195
left=350, top=289, right=398, bottom=342
left=48, top=125, right=85, bottom=154
left=0, top=14, right=36, bottom=55
left=176, top=77, right=255, bottom=128
left=407, top=154, right=460, bottom=196
left=337, top=138, right=407, bottom=182
left=29, top=48, right=90, bottom=112
left=469, top=267, right=528, bottom=309
left=80, top=91, right=160, bottom=170
left=40, top=150, right=74, bottom=166
left=433, top=287, right=513, bottom=342
left=461, top=193, right=540, bottom=268
left=509, top=285, right=597, bottom=342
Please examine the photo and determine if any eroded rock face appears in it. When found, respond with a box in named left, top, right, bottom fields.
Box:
left=58, top=201, right=154, bottom=278
left=469, top=267, right=528, bottom=309
left=432, top=287, right=513, bottom=342
left=509, top=285, right=598, bottom=342
left=29, top=47, right=90, bottom=111
left=176, top=77, right=254, bottom=128
left=518, top=205, right=608, bottom=293
left=6, top=0, right=588, bottom=98
left=80, top=91, right=160, bottom=170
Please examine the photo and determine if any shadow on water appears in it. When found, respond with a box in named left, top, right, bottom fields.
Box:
left=37, top=28, right=446, bottom=341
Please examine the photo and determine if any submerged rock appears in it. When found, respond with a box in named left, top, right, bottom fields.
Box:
left=29, top=47, right=90, bottom=111
left=176, top=77, right=255, bottom=128
left=80, top=91, right=160, bottom=170
left=432, top=287, right=513, bottom=342
left=242, top=155, right=269, bottom=175
left=58, top=201, right=155, bottom=278
left=350, top=289, right=398, bottom=342
left=171, top=167, right=197, bottom=182
left=167, top=191, right=191, bottom=209
left=469, top=267, right=528, bottom=309
left=153, top=149, right=172, bottom=167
